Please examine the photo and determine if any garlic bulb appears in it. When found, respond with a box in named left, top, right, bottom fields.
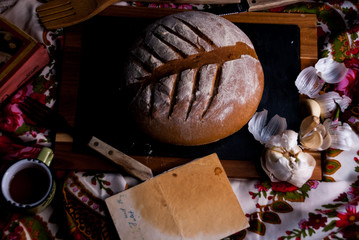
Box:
left=323, top=119, right=357, bottom=151
left=315, top=91, right=351, bottom=119
left=248, top=109, right=287, bottom=144
left=299, top=116, right=332, bottom=151
left=261, top=130, right=316, bottom=188
left=315, top=57, right=348, bottom=84
left=295, top=66, right=324, bottom=98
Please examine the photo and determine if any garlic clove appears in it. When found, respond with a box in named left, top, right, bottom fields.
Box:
left=295, top=66, right=324, bottom=98
left=300, top=131, right=323, bottom=149
left=299, top=115, right=332, bottom=151
left=262, top=150, right=292, bottom=182
left=289, top=145, right=302, bottom=156
left=301, top=98, right=321, bottom=118
left=299, top=115, right=320, bottom=137
left=315, top=57, right=348, bottom=84
left=266, top=129, right=298, bottom=152
left=315, top=124, right=327, bottom=136
left=318, top=131, right=332, bottom=151
left=266, top=147, right=285, bottom=161
left=315, top=124, right=332, bottom=150
left=287, top=152, right=316, bottom=188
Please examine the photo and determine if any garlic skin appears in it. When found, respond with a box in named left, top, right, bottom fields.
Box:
left=248, top=109, right=287, bottom=145
left=323, top=119, right=357, bottom=151
left=315, top=91, right=351, bottom=119
left=315, top=57, right=348, bottom=84
left=295, top=66, right=324, bottom=98
left=261, top=130, right=316, bottom=188
left=265, top=129, right=299, bottom=153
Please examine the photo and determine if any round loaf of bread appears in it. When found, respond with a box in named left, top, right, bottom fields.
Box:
left=124, top=11, right=264, bottom=146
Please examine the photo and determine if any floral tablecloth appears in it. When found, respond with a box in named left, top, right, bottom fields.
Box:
left=1, top=0, right=359, bottom=239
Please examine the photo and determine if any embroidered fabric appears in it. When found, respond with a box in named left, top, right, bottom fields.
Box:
left=0, top=1, right=359, bottom=239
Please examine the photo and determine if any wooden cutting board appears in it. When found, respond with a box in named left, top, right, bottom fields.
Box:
left=54, top=6, right=320, bottom=179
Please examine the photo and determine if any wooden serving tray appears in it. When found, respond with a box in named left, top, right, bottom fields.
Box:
left=54, top=6, right=321, bottom=179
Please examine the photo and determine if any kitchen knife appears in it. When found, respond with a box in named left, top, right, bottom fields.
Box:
left=88, top=136, right=153, bottom=181
left=206, top=0, right=307, bottom=15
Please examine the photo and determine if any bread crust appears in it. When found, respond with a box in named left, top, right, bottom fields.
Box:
left=124, top=11, right=264, bottom=146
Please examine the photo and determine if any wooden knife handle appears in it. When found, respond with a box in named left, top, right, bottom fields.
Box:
left=88, top=136, right=153, bottom=181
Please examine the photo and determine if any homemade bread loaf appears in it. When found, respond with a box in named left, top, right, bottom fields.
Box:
left=124, top=11, right=264, bottom=146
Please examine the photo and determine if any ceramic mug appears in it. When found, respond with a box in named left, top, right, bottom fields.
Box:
left=1, top=147, right=56, bottom=213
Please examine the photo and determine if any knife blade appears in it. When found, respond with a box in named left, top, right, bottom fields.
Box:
left=205, top=0, right=249, bottom=15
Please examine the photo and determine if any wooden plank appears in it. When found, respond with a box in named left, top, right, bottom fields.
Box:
left=54, top=6, right=321, bottom=180
left=54, top=141, right=322, bottom=180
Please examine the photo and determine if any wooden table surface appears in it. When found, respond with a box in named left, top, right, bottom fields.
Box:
left=53, top=6, right=321, bottom=179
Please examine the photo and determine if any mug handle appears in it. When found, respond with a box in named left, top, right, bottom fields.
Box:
left=37, top=147, right=54, bottom=167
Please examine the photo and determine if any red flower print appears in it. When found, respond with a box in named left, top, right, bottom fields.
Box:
left=12, top=146, right=40, bottom=160
left=334, top=192, right=349, bottom=202
left=307, top=213, right=327, bottom=229
left=107, top=189, right=114, bottom=195
left=8, top=232, right=21, bottom=240
left=336, top=205, right=359, bottom=228
left=249, top=191, right=256, bottom=199
left=7, top=86, right=32, bottom=105
left=29, top=93, right=46, bottom=104
left=340, top=224, right=359, bottom=239
left=0, top=145, right=40, bottom=161
left=317, top=209, right=334, bottom=215
left=351, top=47, right=359, bottom=55
left=14, top=225, right=23, bottom=234
left=148, top=3, right=182, bottom=9
left=269, top=6, right=287, bottom=12
left=299, top=219, right=310, bottom=229
left=0, top=135, right=23, bottom=155
left=306, top=181, right=319, bottom=189
left=271, top=182, right=298, bottom=192
left=0, top=105, right=22, bottom=132
left=348, top=25, right=359, bottom=34
left=348, top=186, right=359, bottom=199
left=335, top=68, right=359, bottom=102
left=344, top=58, right=359, bottom=68
left=255, top=181, right=269, bottom=191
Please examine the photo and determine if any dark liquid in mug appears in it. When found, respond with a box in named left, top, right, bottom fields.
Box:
left=9, top=167, right=50, bottom=204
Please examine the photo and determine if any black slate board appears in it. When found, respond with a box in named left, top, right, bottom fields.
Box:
left=73, top=15, right=301, bottom=162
